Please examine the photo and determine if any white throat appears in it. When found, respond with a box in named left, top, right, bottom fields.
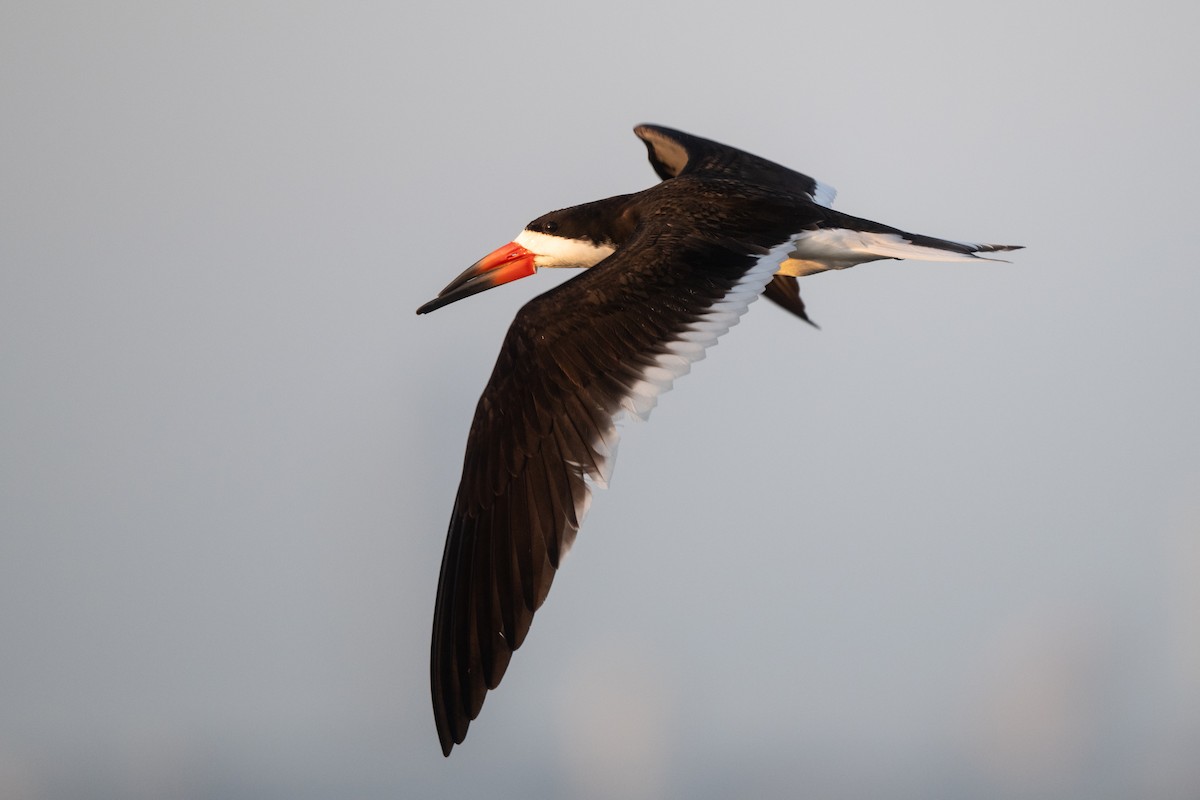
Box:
left=514, top=229, right=616, bottom=269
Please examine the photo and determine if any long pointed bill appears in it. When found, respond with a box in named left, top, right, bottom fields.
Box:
left=416, top=242, right=537, bottom=314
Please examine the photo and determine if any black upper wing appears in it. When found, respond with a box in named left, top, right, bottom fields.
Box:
left=635, top=124, right=835, bottom=206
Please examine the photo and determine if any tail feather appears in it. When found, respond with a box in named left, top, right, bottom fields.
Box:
left=848, top=231, right=1023, bottom=263
left=899, top=230, right=1023, bottom=261
left=782, top=208, right=1023, bottom=276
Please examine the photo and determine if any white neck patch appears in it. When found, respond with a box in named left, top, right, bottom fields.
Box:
left=514, top=229, right=616, bottom=269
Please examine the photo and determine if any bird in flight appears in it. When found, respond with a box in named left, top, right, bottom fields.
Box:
left=417, top=124, right=1020, bottom=755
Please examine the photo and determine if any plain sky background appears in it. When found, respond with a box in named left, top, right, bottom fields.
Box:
left=3, top=2, right=1199, bottom=798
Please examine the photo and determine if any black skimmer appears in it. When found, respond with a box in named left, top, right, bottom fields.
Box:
left=418, top=125, right=1020, bottom=755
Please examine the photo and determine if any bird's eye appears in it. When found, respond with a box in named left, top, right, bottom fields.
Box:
left=542, top=221, right=558, bottom=233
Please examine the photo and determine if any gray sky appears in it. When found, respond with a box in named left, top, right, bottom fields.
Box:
left=3, top=2, right=1199, bottom=798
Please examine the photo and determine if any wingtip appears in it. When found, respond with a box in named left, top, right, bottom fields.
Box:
left=434, top=708, right=460, bottom=756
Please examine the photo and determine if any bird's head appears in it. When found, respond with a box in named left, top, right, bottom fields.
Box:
left=416, top=213, right=617, bottom=315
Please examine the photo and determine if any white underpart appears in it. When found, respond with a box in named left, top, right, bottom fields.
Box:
left=514, top=229, right=615, bottom=269
left=779, top=229, right=1003, bottom=277
left=812, top=180, right=837, bottom=208
left=559, top=238, right=793, bottom=553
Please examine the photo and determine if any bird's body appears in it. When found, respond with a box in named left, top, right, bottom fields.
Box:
left=417, top=125, right=1020, bottom=755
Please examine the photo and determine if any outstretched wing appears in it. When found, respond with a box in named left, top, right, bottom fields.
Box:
left=635, top=124, right=833, bottom=323
left=635, top=124, right=836, bottom=207
left=431, top=226, right=792, bottom=755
